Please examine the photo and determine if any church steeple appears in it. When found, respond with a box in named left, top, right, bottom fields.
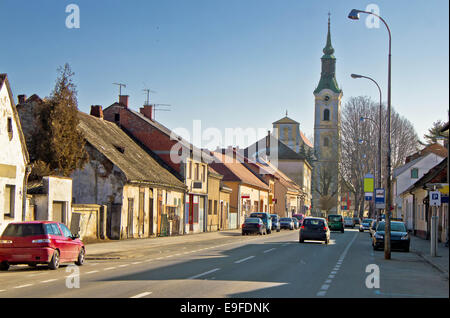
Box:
left=314, top=13, right=341, bottom=94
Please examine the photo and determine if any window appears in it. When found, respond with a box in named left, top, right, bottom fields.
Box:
left=411, top=168, right=419, bottom=179
left=323, top=109, right=330, bottom=121
left=208, top=200, right=212, bottom=215
left=188, top=161, right=192, bottom=179
left=202, top=165, right=206, bottom=182
left=195, top=163, right=199, bottom=180
left=59, top=223, right=73, bottom=238
left=4, top=185, right=15, bottom=218
left=114, top=113, right=120, bottom=122
left=214, top=200, right=218, bottom=215
left=323, top=137, right=329, bottom=147
left=45, top=223, right=62, bottom=236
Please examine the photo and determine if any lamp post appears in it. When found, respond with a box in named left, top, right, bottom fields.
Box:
left=352, top=73, right=383, bottom=221
left=348, top=9, right=392, bottom=259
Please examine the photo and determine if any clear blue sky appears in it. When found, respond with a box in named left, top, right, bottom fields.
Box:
left=1, top=0, right=448, bottom=148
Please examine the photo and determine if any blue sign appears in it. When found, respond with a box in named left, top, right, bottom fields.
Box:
left=375, top=188, right=385, bottom=209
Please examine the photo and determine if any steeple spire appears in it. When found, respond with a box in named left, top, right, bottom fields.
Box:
left=323, top=12, right=335, bottom=57
left=314, top=12, right=341, bottom=94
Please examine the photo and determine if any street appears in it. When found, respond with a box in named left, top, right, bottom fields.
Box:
left=0, top=228, right=448, bottom=298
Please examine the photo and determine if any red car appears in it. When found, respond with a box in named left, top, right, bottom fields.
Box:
left=0, top=221, right=85, bottom=271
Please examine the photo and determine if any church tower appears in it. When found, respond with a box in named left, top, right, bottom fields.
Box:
left=312, top=14, right=342, bottom=216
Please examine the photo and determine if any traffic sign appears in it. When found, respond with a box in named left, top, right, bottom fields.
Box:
left=430, top=191, right=441, bottom=207
left=365, top=192, right=373, bottom=201
left=364, top=174, right=374, bottom=193
left=375, top=188, right=385, bottom=209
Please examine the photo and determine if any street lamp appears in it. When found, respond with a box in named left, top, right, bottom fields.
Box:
left=348, top=8, right=393, bottom=260
left=352, top=73, right=383, bottom=221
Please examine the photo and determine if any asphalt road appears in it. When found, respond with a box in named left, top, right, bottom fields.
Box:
left=0, top=228, right=448, bottom=298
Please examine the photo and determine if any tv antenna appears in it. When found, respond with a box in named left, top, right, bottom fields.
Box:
left=152, top=103, right=171, bottom=120
left=142, top=88, right=157, bottom=105
left=113, top=83, right=127, bottom=96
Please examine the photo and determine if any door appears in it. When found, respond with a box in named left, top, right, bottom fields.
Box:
left=149, top=190, right=154, bottom=236
left=58, top=223, right=78, bottom=261
left=52, top=201, right=66, bottom=224
left=138, top=191, right=145, bottom=237
left=127, top=198, right=134, bottom=238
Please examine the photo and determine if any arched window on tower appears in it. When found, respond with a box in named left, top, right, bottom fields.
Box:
left=323, top=137, right=329, bottom=147
left=323, top=109, right=330, bottom=121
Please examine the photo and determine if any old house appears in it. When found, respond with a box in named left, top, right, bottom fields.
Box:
left=401, top=158, right=448, bottom=242
left=246, top=132, right=312, bottom=215
left=0, top=74, right=30, bottom=234
left=393, top=146, right=446, bottom=223
left=71, top=108, right=187, bottom=239
left=209, top=149, right=270, bottom=229
left=206, top=166, right=232, bottom=231
left=102, top=97, right=211, bottom=234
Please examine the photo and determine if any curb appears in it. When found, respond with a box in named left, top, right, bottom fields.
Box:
left=412, top=249, right=449, bottom=279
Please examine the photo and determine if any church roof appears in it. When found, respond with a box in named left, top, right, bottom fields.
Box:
left=272, top=116, right=299, bottom=125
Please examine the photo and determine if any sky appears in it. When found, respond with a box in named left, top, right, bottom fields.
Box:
left=0, top=0, right=448, bottom=149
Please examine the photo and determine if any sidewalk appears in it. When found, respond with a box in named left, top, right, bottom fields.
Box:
left=410, top=235, right=449, bottom=279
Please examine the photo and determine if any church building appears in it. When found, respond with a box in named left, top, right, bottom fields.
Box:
left=312, top=15, right=343, bottom=216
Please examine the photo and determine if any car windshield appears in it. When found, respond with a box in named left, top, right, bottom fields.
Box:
left=245, top=218, right=260, bottom=224
left=376, top=222, right=406, bottom=232
left=328, top=216, right=342, bottom=222
left=363, top=219, right=373, bottom=224
left=303, top=219, right=324, bottom=226
left=280, top=218, right=292, bottom=221
left=2, top=223, right=46, bottom=237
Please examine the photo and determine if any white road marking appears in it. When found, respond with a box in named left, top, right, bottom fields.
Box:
left=317, top=291, right=327, bottom=296
left=40, top=279, right=57, bottom=283
left=188, top=268, right=221, bottom=280
left=131, top=262, right=142, bottom=265
left=14, top=284, right=33, bottom=289
left=118, top=264, right=129, bottom=268
left=234, top=256, right=255, bottom=264
left=263, top=248, right=276, bottom=253
left=104, top=267, right=116, bottom=271
left=130, top=292, right=152, bottom=298
left=321, top=284, right=330, bottom=290
left=86, top=270, right=99, bottom=274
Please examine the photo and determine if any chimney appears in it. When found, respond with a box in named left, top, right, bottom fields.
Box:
left=90, top=105, right=104, bottom=119
left=119, top=95, right=129, bottom=108
left=140, top=104, right=153, bottom=120
left=18, top=95, right=27, bottom=104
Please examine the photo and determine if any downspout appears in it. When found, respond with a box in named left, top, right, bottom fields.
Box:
left=22, top=164, right=32, bottom=221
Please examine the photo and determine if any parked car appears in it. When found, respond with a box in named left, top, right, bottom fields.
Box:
left=249, top=212, right=273, bottom=234
left=0, top=221, right=85, bottom=271
left=270, top=214, right=281, bottom=232
left=292, top=213, right=305, bottom=225
left=353, top=217, right=361, bottom=225
left=372, top=221, right=410, bottom=252
left=242, top=218, right=267, bottom=235
left=327, top=214, right=345, bottom=233
left=344, top=217, right=355, bottom=228
left=292, top=218, right=300, bottom=229
left=279, top=217, right=295, bottom=230
left=299, top=217, right=330, bottom=244
left=359, top=219, right=373, bottom=232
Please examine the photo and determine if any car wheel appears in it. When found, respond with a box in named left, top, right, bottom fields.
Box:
left=0, top=261, right=9, bottom=271
left=277, top=229, right=280, bottom=232
left=75, top=248, right=85, bottom=266
left=299, top=238, right=304, bottom=243
left=325, top=238, right=329, bottom=245
left=48, top=250, right=60, bottom=270
left=267, top=229, right=272, bottom=234
left=341, top=229, right=344, bottom=233
left=28, top=263, right=38, bottom=268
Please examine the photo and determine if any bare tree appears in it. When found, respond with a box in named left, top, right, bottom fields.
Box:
left=340, top=96, right=420, bottom=218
